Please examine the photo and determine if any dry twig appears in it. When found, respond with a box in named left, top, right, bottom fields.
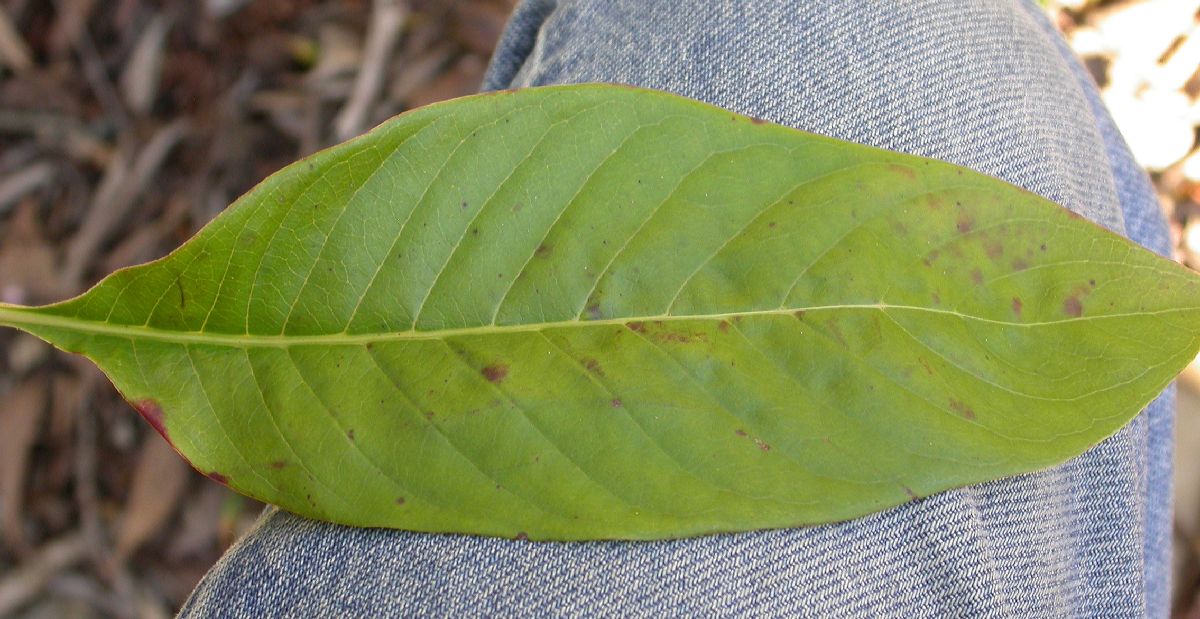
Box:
left=334, top=0, right=408, bottom=141
left=0, top=375, right=48, bottom=555
left=0, top=161, right=56, bottom=217
left=62, top=120, right=189, bottom=286
left=0, top=6, right=32, bottom=72
left=0, top=532, right=88, bottom=617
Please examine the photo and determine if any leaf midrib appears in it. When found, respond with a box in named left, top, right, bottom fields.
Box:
left=0, top=303, right=1193, bottom=349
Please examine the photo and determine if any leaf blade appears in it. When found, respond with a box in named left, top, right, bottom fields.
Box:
left=2, top=84, right=1199, bottom=540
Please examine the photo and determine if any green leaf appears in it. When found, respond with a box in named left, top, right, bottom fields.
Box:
left=2, top=84, right=1198, bottom=540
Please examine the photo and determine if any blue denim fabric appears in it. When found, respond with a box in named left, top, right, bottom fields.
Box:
left=179, top=1, right=1174, bottom=616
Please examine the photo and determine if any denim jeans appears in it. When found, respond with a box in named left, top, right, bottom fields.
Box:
left=179, top=1, right=1174, bottom=616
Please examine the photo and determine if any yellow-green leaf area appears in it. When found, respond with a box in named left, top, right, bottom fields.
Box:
left=2, top=84, right=1198, bottom=540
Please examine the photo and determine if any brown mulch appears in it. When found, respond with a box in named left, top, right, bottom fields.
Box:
left=0, top=1, right=510, bottom=616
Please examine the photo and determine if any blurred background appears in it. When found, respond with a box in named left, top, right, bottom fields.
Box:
left=0, top=0, right=1197, bottom=617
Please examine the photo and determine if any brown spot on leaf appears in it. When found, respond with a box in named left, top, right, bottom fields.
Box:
left=346, top=429, right=356, bottom=440
left=1012, top=297, right=1023, bottom=316
left=793, top=310, right=805, bottom=320
left=826, top=320, right=847, bottom=347
left=735, top=429, right=748, bottom=437
left=626, top=321, right=646, bottom=333
left=176, top=278, right=187, bottom=309
left=1040, top=243, right=1048, bottom=252
left=1063, top=296, right=1083, bottom=317
left=395, top=497, right=406, bottom=505
left=754, top=438, right=771, bottom=452
left=132, top=399, right=169, bottom=442
left=460, top=200, right=469, bottom=210
left=768, top=221, right=777, bottom=229
left=269, top=460, right=288, bottom=470
left=655, top=331, right=696, bottom=344
left=956, top=214, right=974, bottom=234
left=903, top=485, right=918, bottom=500
left=535, top=243, right=553, bottom=258
left=206, top=472, right=229, bottom=485
left=970, top=269, right=983, bottom=285
left=583, top=358, right=604, bottom=376
left=948, top=399, right=976, bottom=420
left=718, top=320, right=730, bottom=332
left=238, top=231, right=260, bottom=248
left=750, top=116, right=767, bottom=125
left=1012, top=258, right=1029, bottom=271
left=985, top=241, right=1004, bottom=260
left=611, top=398, right=623, bottom=408
left=482, top=363, right=509, bottom=383
left=1088, top=279, right=1096, bottom=287
left=515, top=532, right=529, bottom=541
left=888, top=163, right=916, bottom=179
left=585, top=304, right=602, bottom=320
left=931, top=292, right=941, bottom=305
left=918, top=357, right=934, bottom=376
